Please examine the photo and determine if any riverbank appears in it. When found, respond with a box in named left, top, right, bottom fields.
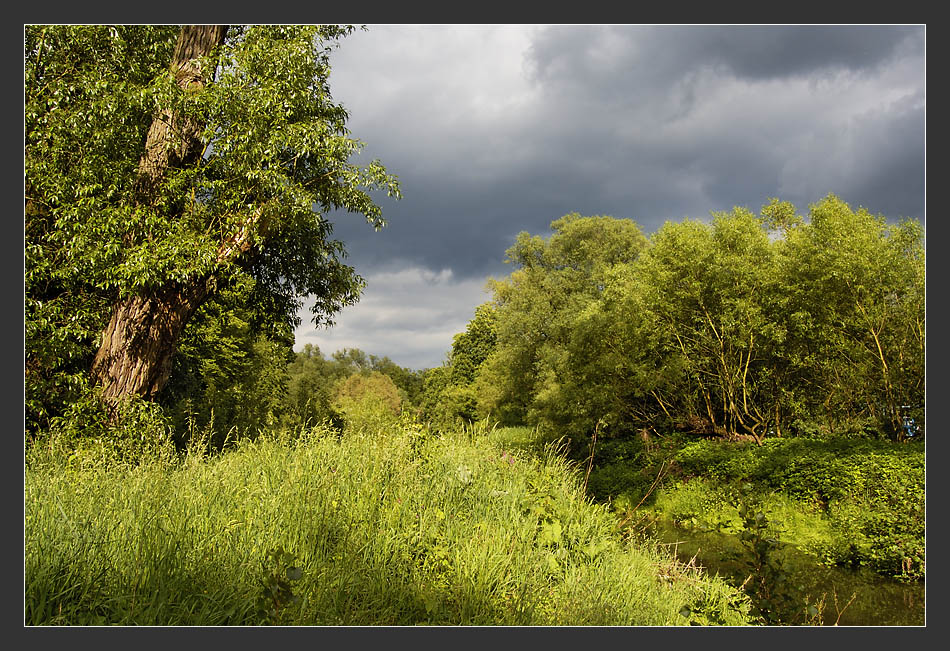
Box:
left=574, top=431, right=925, bottom=625
left=583, top=434, right=924, bottom=580
left=648, top=516, right=924, bottom=625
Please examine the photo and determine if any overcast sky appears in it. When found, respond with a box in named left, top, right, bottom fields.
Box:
left=293, top=24, right=926, bottom=371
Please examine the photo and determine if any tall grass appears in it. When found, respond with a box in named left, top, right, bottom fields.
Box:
left=25, top=417, right=752, bottom=625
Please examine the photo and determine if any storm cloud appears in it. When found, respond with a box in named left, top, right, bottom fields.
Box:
left=296, top=24, right=925, bottom=370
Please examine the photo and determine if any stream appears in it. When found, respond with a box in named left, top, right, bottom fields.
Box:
left=649, top=518, right=925, bottom=626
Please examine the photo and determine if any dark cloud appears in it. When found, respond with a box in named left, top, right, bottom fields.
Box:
left=700, top=25, right=920, bottom=79
left=836, top=100, right=925, bottom=219
left=518, top=25, right=925, bottom=223
left=526, top=25, right=921, bottom=95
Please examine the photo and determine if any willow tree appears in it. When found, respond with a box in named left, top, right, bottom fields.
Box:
left=625, top=209, right=779, bottom=442
left=477, top=214, right=649, bottom=431
left=25, top=25, right=399, bottom=427
left=777, top=195, right=925, bottom=438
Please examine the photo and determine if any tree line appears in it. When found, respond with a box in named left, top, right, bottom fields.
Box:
left=429, top=199, right=924, bottom=443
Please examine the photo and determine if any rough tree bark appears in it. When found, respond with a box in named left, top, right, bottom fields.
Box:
left=92, top=281, right=211, bottom=400
left=91, top=25, right=228, bottom=404
left=135, top=25, right=228, bottom=200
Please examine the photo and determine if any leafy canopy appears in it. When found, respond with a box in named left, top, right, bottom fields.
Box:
left=466, top=197, right=923, bottom=441
left=25, top=25, right=400, bottom=432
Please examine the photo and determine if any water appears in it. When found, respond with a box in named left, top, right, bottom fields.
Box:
left=649, top=518, right=924, bottom=626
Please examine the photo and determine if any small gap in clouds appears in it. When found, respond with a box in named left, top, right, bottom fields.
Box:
left=293, top=264, right=494, bottom=370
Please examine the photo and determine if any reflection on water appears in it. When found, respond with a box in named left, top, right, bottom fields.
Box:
left=649, top=519, right=924, bottom=626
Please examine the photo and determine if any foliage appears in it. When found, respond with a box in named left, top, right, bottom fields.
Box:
left=468, top=196, right=923, bottom=443
left=25, top=25, right=180, bottom=433
left=418, top=365, right=453, bottom=426
left=332, top=370, right=403, bottom=431
left=449, top=303, right=498, bottom=386
left=280, top=345, right=424, bottom=431
left=280, top=344, right=343, bottom=429
left=160, top=276, right=295, bottom=448
left=632, top=208, right=780, bottom=440
left=668, top=482, right=829, bottom=625
left=419, top=303, right=498, bottom=428
left=730, top=484, right=818, bottom=624
left=27, top=387, right=178, bottom=472
left=776, top=196, right=925, bottom=438
left=364, top=353, right=425, bottom=408
left=256, top=547, right=305, bottom=624
left=476, top=213, right=649, bottom=432
left=652, top=437, right=925, bottom=581
left=574, top=428, right=923, bottom=624
left=25, top=25, right=400, bottom=433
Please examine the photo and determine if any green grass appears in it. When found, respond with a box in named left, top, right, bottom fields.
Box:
left=25, top=418, right=752, bottom=626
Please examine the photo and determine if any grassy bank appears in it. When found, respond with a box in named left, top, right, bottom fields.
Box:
left=25, top=419, right=752, bottom=626
left=581, top=434, right=925, bottom=582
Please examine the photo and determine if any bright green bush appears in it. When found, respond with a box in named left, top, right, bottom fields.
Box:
left=668, top=438, right=925, bottom=579
left=331, top=371, right=403, bottom=432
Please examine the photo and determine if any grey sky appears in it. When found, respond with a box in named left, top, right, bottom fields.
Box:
left=294, top=24, right=926, bottom=371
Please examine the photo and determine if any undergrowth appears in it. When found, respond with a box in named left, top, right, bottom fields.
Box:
left=581, top=433, right=925, bottom=582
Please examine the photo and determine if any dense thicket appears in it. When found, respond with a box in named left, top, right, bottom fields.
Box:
left=457, top=197, right=924, bottom=443
left=158, top=276, right=295, bottom=448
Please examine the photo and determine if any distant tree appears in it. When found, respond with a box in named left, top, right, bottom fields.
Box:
left=449, top=303, right=498, bottom=386
left=280, top=345, right=426, bottom=430
left=281, top=344, right=343, bottom=429
left=369, top=354, right=425, bottom=408
left=414, top=303, right=498, bottom=427
left=329, top=348, right=370, bottom=375
left=331, top=348, right=425, bottom=407
left=332, top=371, right=402, bottom=431
left=333, top=371, right=401, bottom=413
left=419, top=365, right=453, bottom=426
left=25, top=25, right=400, bottom=432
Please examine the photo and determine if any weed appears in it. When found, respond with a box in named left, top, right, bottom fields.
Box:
left=256, top=547, right=304, bottom=624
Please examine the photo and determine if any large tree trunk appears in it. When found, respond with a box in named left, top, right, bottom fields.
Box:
left=91, top=25, right=227, bottom=404
left=92, top=281, right=211, bottom=401
left=137, top=25, right=228, bottom=200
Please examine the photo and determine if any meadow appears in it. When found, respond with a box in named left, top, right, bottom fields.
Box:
left=25, top=417, right=752, bottom=626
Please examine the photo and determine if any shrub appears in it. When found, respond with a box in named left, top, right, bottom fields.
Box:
left=332, top=371, right=402, bottom=431
left=27, top=387, right=176, bottom=471
left=670, top=438, right=925, bottom=579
